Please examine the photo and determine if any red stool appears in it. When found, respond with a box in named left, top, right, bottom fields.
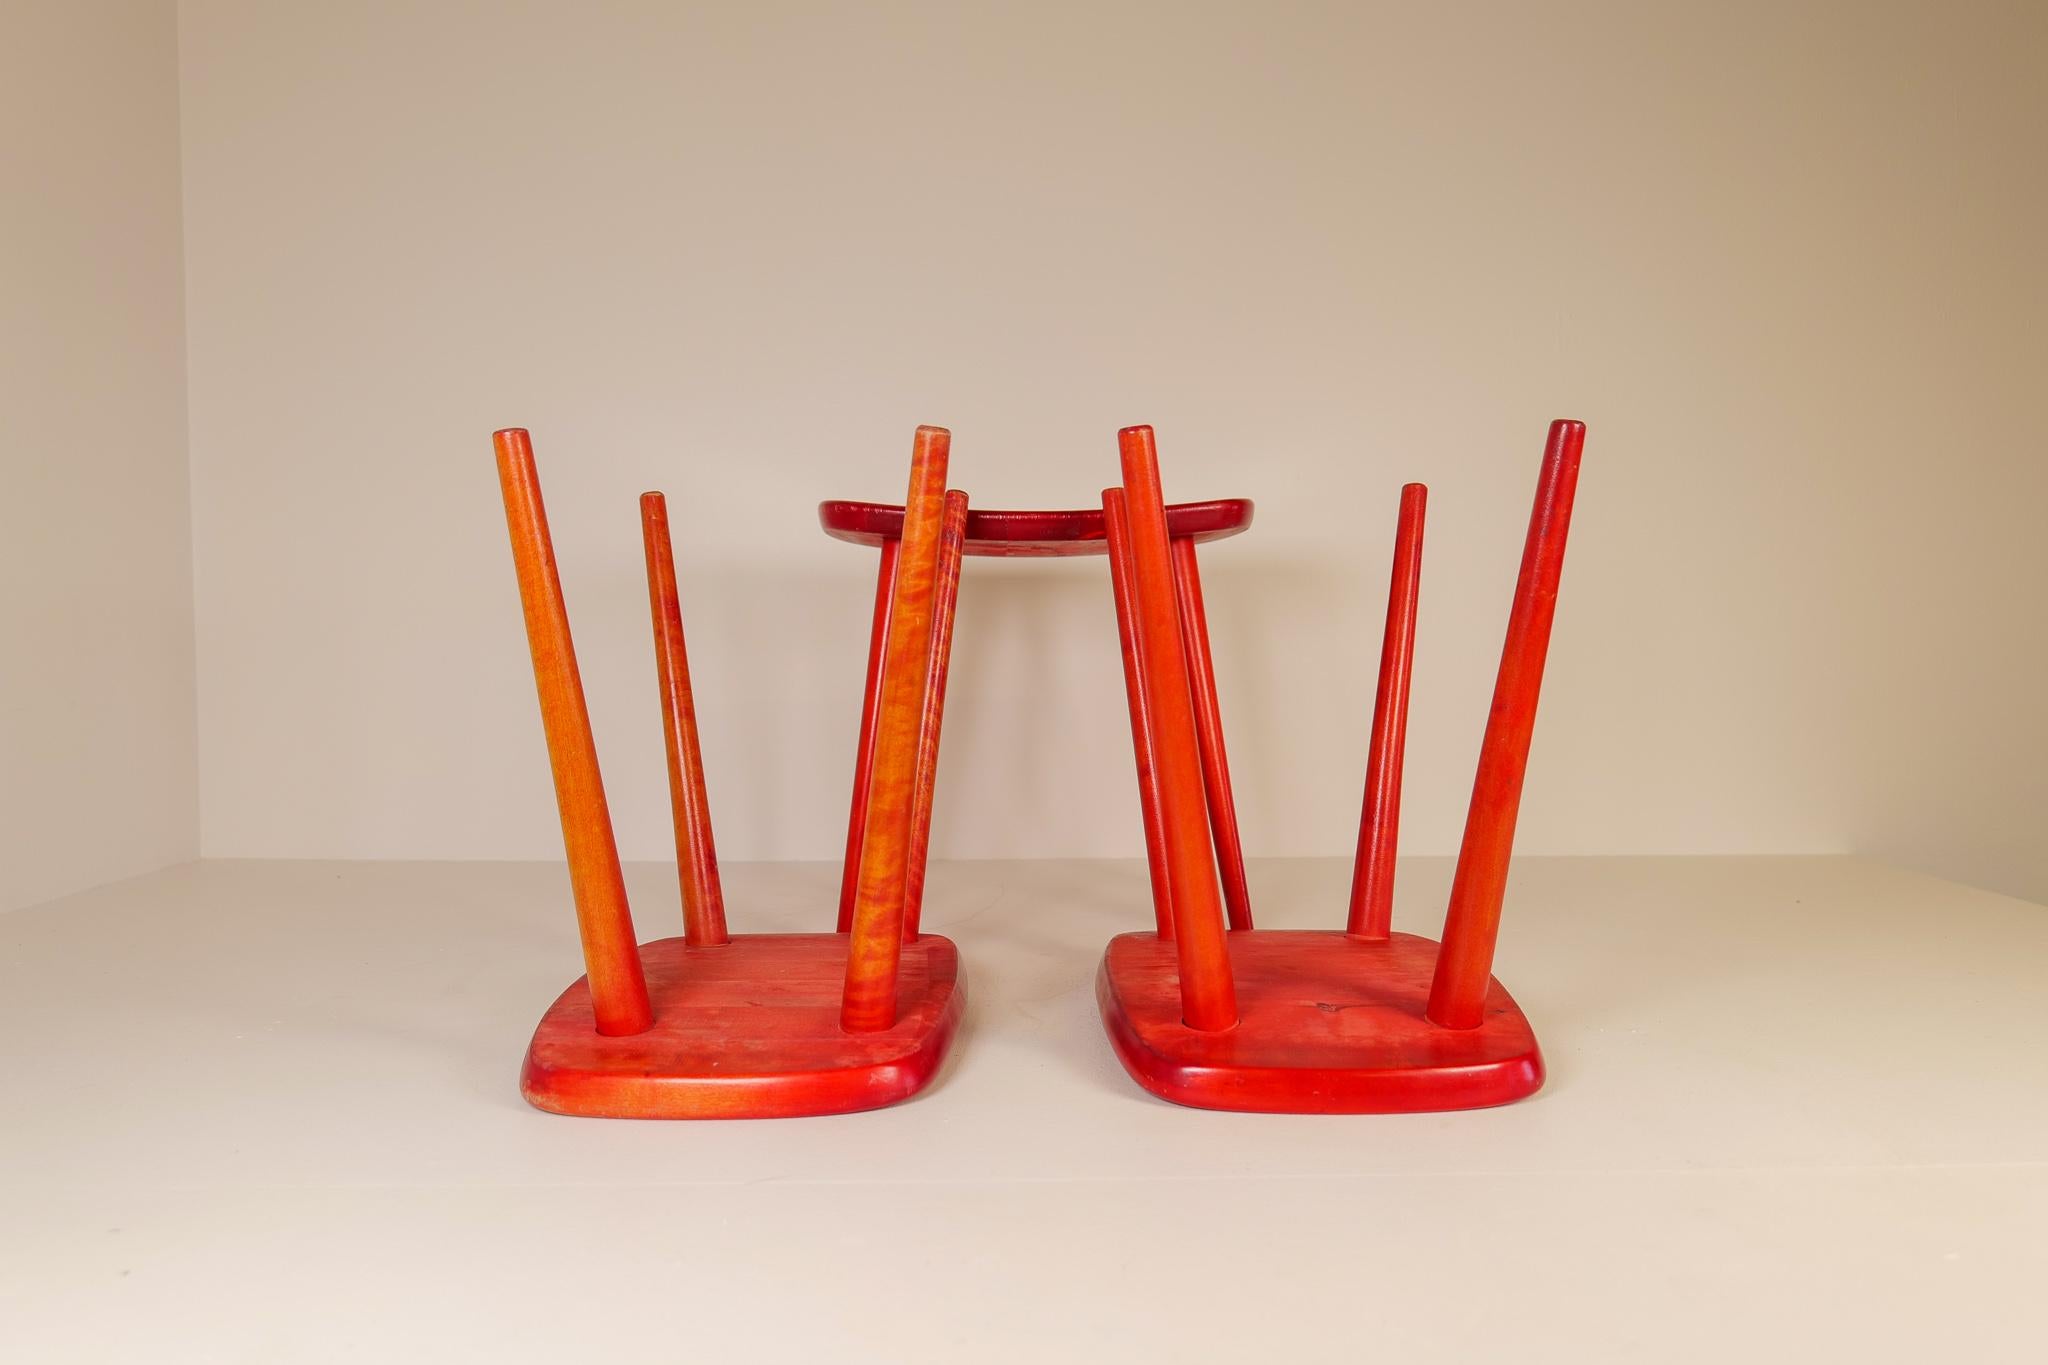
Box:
left=1096, top=421, right=1586, bottom=1113
left=819, top=495, right=1258, bottom=938
left=496, top=425, right=969, bottom=1118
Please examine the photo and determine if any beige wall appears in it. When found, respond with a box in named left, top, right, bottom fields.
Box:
left=1, top=1, right=197, bottom=912
left=176, top=3, right=2047, bottom=899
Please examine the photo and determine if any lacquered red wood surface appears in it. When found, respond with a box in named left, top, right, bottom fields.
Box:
left=502, top=424, right=971, bottom=1118
left=523, top=934, right=963, bottom=1119
left=903, top=491, right=969, bottom=939
left=1171, top=537, right=1253, bottom=932
left=818, top=498, right=1253, bottom=556
left=494, top=430, right=652, bottom=1037
left=841, top=428, right=950, bottom=1032
left=640, top=492, right=729, bottom=947
left=1115, top=426, right=1237, bottom=1031
left=1102, top=490, right=1174, bottom=939
left=1089, top=419, right=1582, bottom=1112
left=1346, top=483, right=1426, bottom=941
left=1428, top=420, right=1585, bottom=1029
left=837, top=539, right=899, bottom=933
left=1097, top=930, right=1541, bottom=1113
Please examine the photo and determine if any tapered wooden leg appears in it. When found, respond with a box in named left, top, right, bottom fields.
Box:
left=1170, top=537, right=1253, bottom=932
left=639, top=492, right=729, bottom=948
left=1117, top=426, right=1237, bottom=1032
left=838, top=539, right=900, bottom=933
left=1427, top=421, right=1586, bottom=1029
left=842, top=427, right=951, bottom=1032
left=493, top=429, right=653, bottom=1037
left=1103, top=490, right=1174, bottom=939
left=902, top=490, right=970, bottom=940
left=1346, top=483, right=1427, bottom=941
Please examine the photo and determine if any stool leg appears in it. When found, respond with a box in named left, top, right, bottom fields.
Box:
left=640, top=492, right=729, bottom=948
left=902, top=490, right=970, bottom=940
left=837, top=538, right=899, bottom=932
left=1118, top=426, right=1237, bottom=1032
left=1427, top=421, right=1585, bottom=1028
left=1170, top=537, right=1253, bottom=931
left=493, top=429, right=653, bottom=1037
left=842, top=427, right=951, bottom=1032
left=1346, top=483, right=1427, bottom=941
left=1104, top=490, right=1174, bottom=938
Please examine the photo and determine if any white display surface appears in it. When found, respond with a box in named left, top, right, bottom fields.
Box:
left=2, top=856, right=2043, bottom=1360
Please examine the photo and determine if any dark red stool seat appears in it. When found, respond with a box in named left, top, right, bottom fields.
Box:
left=819, top=498, right=1253, bottom=557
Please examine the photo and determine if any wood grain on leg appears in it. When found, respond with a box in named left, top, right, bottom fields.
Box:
left=842, top=427, right=950, bottom=1032
left=1171, top=537, right=1253, bottom=932
left=1427, top=421, right=1585, bottom=1028
left=838, top=539, right=899, bottom=932
left=640, top=492, right=729, bottom=948
left=493, top=428, right=653, bottom=1036
left=1117, top=426, right=1237, bottom=1031
left=1346, top=483, right=1426, bottom=941
left=1103, top=490, right=1174, bottom=939
left=903, top=490, right=969, bottom=940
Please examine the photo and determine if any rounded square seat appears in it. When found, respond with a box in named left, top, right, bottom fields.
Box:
left=524, top=934, right=964, bottom=1119
left=1097, top=931, right=1541, bottom=1113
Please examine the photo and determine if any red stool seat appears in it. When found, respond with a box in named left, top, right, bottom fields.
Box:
left=523, top=934, right=964, bottom=1119
left=1097, top=931, right=1541, bottom=1113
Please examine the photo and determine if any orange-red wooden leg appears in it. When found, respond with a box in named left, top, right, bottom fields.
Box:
left=493, top=429, right=653, bottom=1037
left=1346, top=483, right=1426, bottom=941
left=1104, top=490, right=1174, bottom=939
left=902, top=490, right=970, bottom=940
left=640, top=492, right=729, bottom=948
left=1117, top=426, right=1237, bottom=1031
left=842, top=427, right=950, bottom=1032
left=838, top=538, right=899, bottom=933
left=1427, top=421, right=1585, bottom=1028
left=1170, top=537, right=1253, bottom=932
